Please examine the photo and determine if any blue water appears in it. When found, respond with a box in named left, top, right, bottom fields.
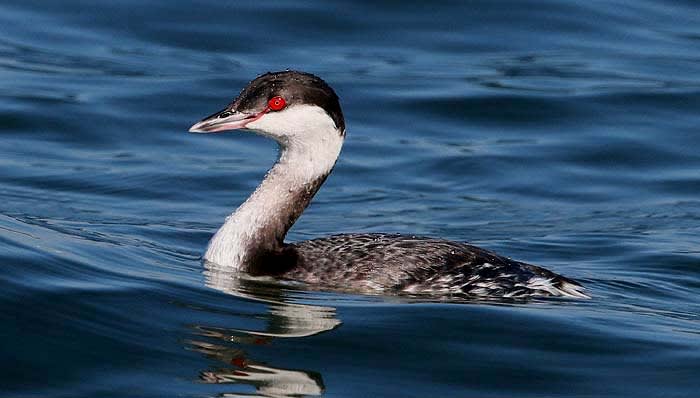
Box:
left=2, top=1, right=699, bottom=396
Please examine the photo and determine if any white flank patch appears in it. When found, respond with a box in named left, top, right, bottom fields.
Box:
left=558, top=281, right=590, bottom=299
left=520, top=276, right=590, bottom=298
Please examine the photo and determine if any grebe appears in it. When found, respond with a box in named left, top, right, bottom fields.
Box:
left=189, top=70, right=587, bottom=299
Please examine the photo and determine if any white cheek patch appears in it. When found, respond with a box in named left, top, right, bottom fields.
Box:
left=246, top=104, right=344, bottom=180
left=246, top=104, right=341, bottom=141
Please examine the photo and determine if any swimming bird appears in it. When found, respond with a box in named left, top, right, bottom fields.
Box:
left=189, top=70, right=587, bottom=299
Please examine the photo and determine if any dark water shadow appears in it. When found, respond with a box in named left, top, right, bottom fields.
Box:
left=187, top=261, right=342, bottom=397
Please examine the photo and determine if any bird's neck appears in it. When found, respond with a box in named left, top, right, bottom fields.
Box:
left=204, top=125, right=343, bottom=272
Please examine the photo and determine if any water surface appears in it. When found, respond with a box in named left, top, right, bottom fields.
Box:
left=1, top=1, right=699, bottom=397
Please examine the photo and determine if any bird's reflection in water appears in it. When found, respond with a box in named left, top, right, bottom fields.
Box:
left=188, top=261, right=341, bottom=397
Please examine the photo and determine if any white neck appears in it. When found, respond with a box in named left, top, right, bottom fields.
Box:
left=204, top=105, right=344, bottom=271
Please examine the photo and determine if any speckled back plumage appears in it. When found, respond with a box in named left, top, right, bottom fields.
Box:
left=285, top=233, right=587, bottom=299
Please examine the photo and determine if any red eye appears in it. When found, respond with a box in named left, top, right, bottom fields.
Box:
left=268, top=96, right=286, bottom=111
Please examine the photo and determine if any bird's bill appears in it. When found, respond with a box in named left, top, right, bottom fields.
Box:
left=188, top=108, right=264, bottom=133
